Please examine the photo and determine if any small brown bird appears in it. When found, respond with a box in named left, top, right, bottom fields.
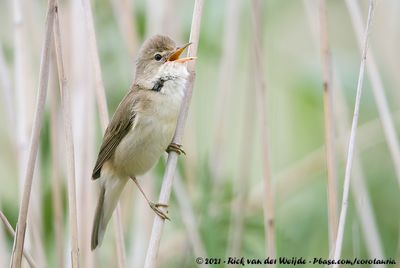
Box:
left=91, top=35, right=194, bottom=250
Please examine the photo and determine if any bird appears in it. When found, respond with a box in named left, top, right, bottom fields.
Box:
left=90, top=35, right=195, bottom=250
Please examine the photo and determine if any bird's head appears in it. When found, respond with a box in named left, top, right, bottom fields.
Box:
left=135, top=35, right=195, bottom=90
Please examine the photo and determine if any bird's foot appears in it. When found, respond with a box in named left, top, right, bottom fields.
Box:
left=166, top=143, right=186, bottom=155
left=149, top=202, right=170, bottom=220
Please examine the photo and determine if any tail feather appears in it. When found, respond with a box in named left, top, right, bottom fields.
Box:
left=91, top=186, right=105, bottom=250
left=91, top=175, right=128, bottom=250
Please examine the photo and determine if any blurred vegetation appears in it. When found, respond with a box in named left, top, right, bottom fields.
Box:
left=0, top=0, right=399, bottom=267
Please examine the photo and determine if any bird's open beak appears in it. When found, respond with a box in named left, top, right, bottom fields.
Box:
left=168, top=42, right=197, bottom=63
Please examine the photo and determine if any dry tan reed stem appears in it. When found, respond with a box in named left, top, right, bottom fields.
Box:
left=129, top=174, right=153, bottom=267
left=303, top=1, right=385, bottom=261
left=318, top=0, right=338, bottom=249
left=13, top=0, right=28, bottom=191
left=345, top=0, right=400, bottom=188
left=332, top=76, right=386, bottom=265
left=114, top=207, right=127, bottom=268
left=145, top=0, right=164, bottom=37
left=53, top=3, right=80, bottom=266
left=12, top=6, right=44, bottom=263
left=210, top=0, right=241, bottom=181
left=70, top=1, right=96, bottom=266
left=144, top=0, right=204, bottom=267
left=80, top=0, right=110, bottom=130
left=109, top=0, right=138, bottom=59
left=333, top=1, right=374, bottom=266
left=10, top=0, right=56, bottom=266
left=226, top=65, right=256, bottom=259
left=0, top=211, right=37, bottom=268
left=250, top=0, right=276, bottom=264
left=350, top=163, right=385, bottom=265
left=80, top=0, right=126, bottom=265
left=173, top=173, right=208, bottom=262
left=49, top=57, right=65, bottom=268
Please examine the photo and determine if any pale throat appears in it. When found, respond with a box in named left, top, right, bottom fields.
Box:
left=151, top=62, right=189, bottom=100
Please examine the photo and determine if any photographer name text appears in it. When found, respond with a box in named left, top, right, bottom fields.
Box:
left=195, top=256, right=397, bottom=266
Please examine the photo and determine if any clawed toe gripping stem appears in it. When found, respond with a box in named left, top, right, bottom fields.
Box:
left=166, top=143, right=186, bottom=155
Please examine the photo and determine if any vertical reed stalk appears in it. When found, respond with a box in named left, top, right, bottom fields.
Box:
left=80, top=0, right=126, bottom=265
left=226, top=64, right=256, bottom=259
left=318, top=0, right=338, bottom=249
left=53, top=2, right=79, bottom=266
left=13, top=0, right=29, bottom=194
left=345, top=0, right=400, bottom=188
left=69, top=1, right=96, bottom=266
left=333, top=1, right=374, bottom=265
left=114, top=207, right=126, bottom=268
left=129, top=173, right=154, bottom=267
left=10, top=0, right=56, bottom=266
left=0, top=211, right=37, bottom=268
left=109, top=0, right=138, bottom=60
left=173, top=172, right=207, bottom=261
left=250, top=0, right=276, bottom=263
left=144, top=0, right=204, bottom=266
left=145, top=0, right=164, bottom=37
left=12, top=1, right=46, bottom=265
left=333, top=75, right=385, bottom=265
left=49, top=59, right=65, bottom=268
left=303, top=1, right=385, bottom=262
left=210, top=0, right=241, bottom=181
left=80, top=0, right=110, bottom=129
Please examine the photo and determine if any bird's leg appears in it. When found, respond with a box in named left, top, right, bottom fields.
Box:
left=166, top=142, right=186, bottom=155
left=130, top=177, right=170, bottom=220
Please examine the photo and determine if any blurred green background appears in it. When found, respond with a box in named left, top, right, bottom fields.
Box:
left=0, top=0, right=399, bottom=267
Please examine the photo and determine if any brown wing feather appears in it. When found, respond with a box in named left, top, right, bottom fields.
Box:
left=92, top=90, right=137, bottom=179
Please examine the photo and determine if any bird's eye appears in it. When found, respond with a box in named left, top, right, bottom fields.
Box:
left=154, top=54, right=162, bottom=61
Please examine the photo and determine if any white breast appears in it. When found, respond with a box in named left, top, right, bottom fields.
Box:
left=112, top=62, right=188, bottom=177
